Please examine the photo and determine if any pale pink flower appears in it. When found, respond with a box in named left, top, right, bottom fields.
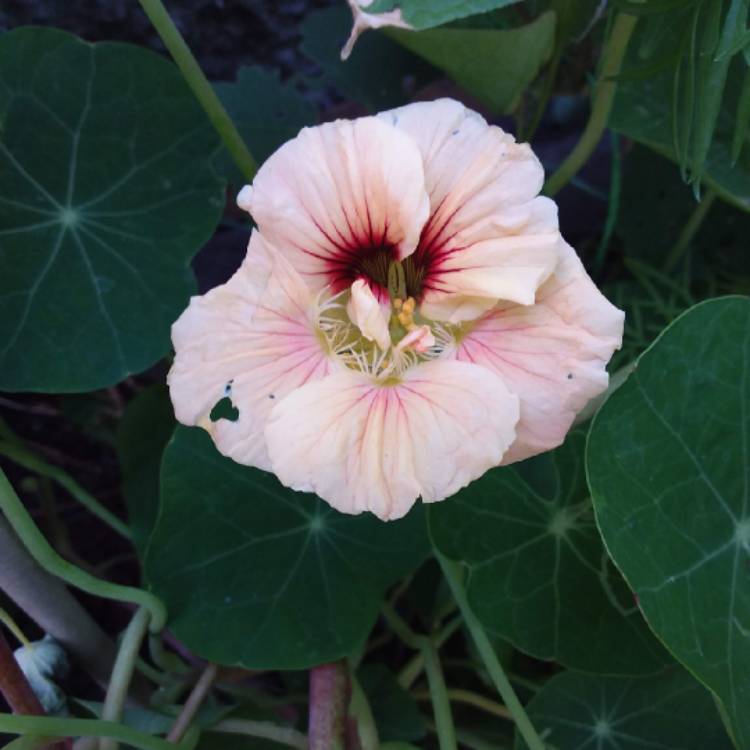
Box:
left=168, top=99, right=624, bottom=520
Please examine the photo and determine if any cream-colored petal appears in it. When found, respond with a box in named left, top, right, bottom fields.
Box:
left=169, top=230, right=273, bottom=427
left=265, top=360, right=520, bottom=520
left=381, top=99, right=559, bottom=319
left=454, top=240, right=624, bottom=463
left=168, top=239, right=335, bottom=471
left=238, top=117, right=430, bottom=295
left=347, top=278, right=391, bottom=350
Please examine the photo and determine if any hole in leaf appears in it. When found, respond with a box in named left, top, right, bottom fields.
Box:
left=210, top=397, right=239, bottom=423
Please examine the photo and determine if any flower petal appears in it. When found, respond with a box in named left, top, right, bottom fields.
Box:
left=169, top=236, right=335, bottom=471
left=347, top=278, right=391, bottom=350
left=169, top=230, right=273, bottom=427
left=382, top=99, right=559, bottom=320
left=238, top=116, right=430, bottom=296
left=264, top=360, right=520, bottom=520
left=454, top=240, right=625, bottom=463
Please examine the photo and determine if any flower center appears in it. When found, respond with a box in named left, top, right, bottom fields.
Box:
left=333, top=246, right=426, bottom=300
left=315, top=261, right=451, bottom=380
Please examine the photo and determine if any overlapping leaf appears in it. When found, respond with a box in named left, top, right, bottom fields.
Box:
left=301, top=6, right=437, bottom=111
left=116, top=385, right=175, bottom=558
left=358, top=665, right=426, bottom=743
left=610, top=18, right=750, bottom=210
left=588, top=296, right=750, bottom=747
left=214, top=66, right=315, bottom=185
left=352, top=0, right=521, bottom=31
left=145, top=427, right=430, bottom=669
left=429, top=432, right=669, bottom=675
left=388, top=11, right=555, bottom=113
left=515, top=668, right=733, bottom=749
left=0, top=28, right=224, bottom=393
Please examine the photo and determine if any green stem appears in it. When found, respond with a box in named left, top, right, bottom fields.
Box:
left=99, top=608, right=151, bottom=750
left=0, top=441, right=131, bottom=540
left=593, top=131, right=622, bottom=274
left=544, top=12, right=638, bottom=196
left=381, top=602, right=421, bottom=648
left=420, top=637, right=458, bottom=750
left=137, top=0, right=257, bottom=181
left=381, top=604, right=457, bottom=750
left=662, top=187, right=717, bottom=271
left=167, top=662, right=218, bottom=742
left=3, top=737, right=51, bottom=750
left=397, top=615, right=461, bottom=689
left=211, top=719, right=308, bottom=749
left=524, top=47, right=562, bottom=143
left=0, top=469, right=166, bottom=632
left=438, top=555, right=545, bottom=750
left=349, top=676, right=379, bottom=750
left=414, top=688, right=512, bottom=721
left=0, top=715, right=196, bottom=750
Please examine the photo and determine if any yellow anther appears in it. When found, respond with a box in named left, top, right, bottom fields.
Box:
left=393, top=298, right=403, bottom=310
left=402, top=297, right=416, bottom=314
left=397, top=311, right=413, bottom=327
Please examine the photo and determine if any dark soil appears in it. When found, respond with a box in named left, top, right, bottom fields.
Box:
left=0, top=0, right=338, bottom=81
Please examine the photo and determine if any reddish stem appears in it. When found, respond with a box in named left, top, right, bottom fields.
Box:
left=0, top=628, right=44, bottom=715
left=308, top=661, right=351, bottom=750
left=0, top=629, right=63, bottom=749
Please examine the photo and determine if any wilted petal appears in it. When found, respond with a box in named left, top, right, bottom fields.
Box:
left=238, top=117, right=430, bottom=297
left=347, top=278, right=391, bottom=350
left=382, top=99, right=559, bottom=320
left=455, top=240, right=624, bottom=463
left=14, top=636, right=68, bottom=714
left=265, top=360, right=520, bottom=520
left=341, top=0, right=413, bottom=59
left=169, top=239, right=335, bottom=471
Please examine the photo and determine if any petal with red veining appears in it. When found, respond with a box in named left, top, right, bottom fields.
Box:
left=264, top=360, right=520, bottom=520
left=454, top=240, right=624, bottom=463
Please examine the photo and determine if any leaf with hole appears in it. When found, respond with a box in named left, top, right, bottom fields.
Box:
left=0, top=27, right=224, bottom=393
left=588, top=296, right=750, bottom=748
left=429, top=431, right=670, bottom=675
left=145, top=426, right=430, bottom=669
left=515, top=668, right=733, bottom=749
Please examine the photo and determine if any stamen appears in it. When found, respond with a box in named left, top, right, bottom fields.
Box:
left=387, top=260, right=407, bottom=301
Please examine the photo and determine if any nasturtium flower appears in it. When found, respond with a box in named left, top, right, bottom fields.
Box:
left=169, top=99, right=624, bottom=520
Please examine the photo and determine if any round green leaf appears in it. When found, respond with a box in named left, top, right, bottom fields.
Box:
left=429, top=432, right=670, bottom=675
left=515, top=668, right=733, bottom=750
left=145, top=427, right=430, bottom=670
left=0, top=27, right=224, bottom=393
left=588, top=296, right=750, bottom=748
